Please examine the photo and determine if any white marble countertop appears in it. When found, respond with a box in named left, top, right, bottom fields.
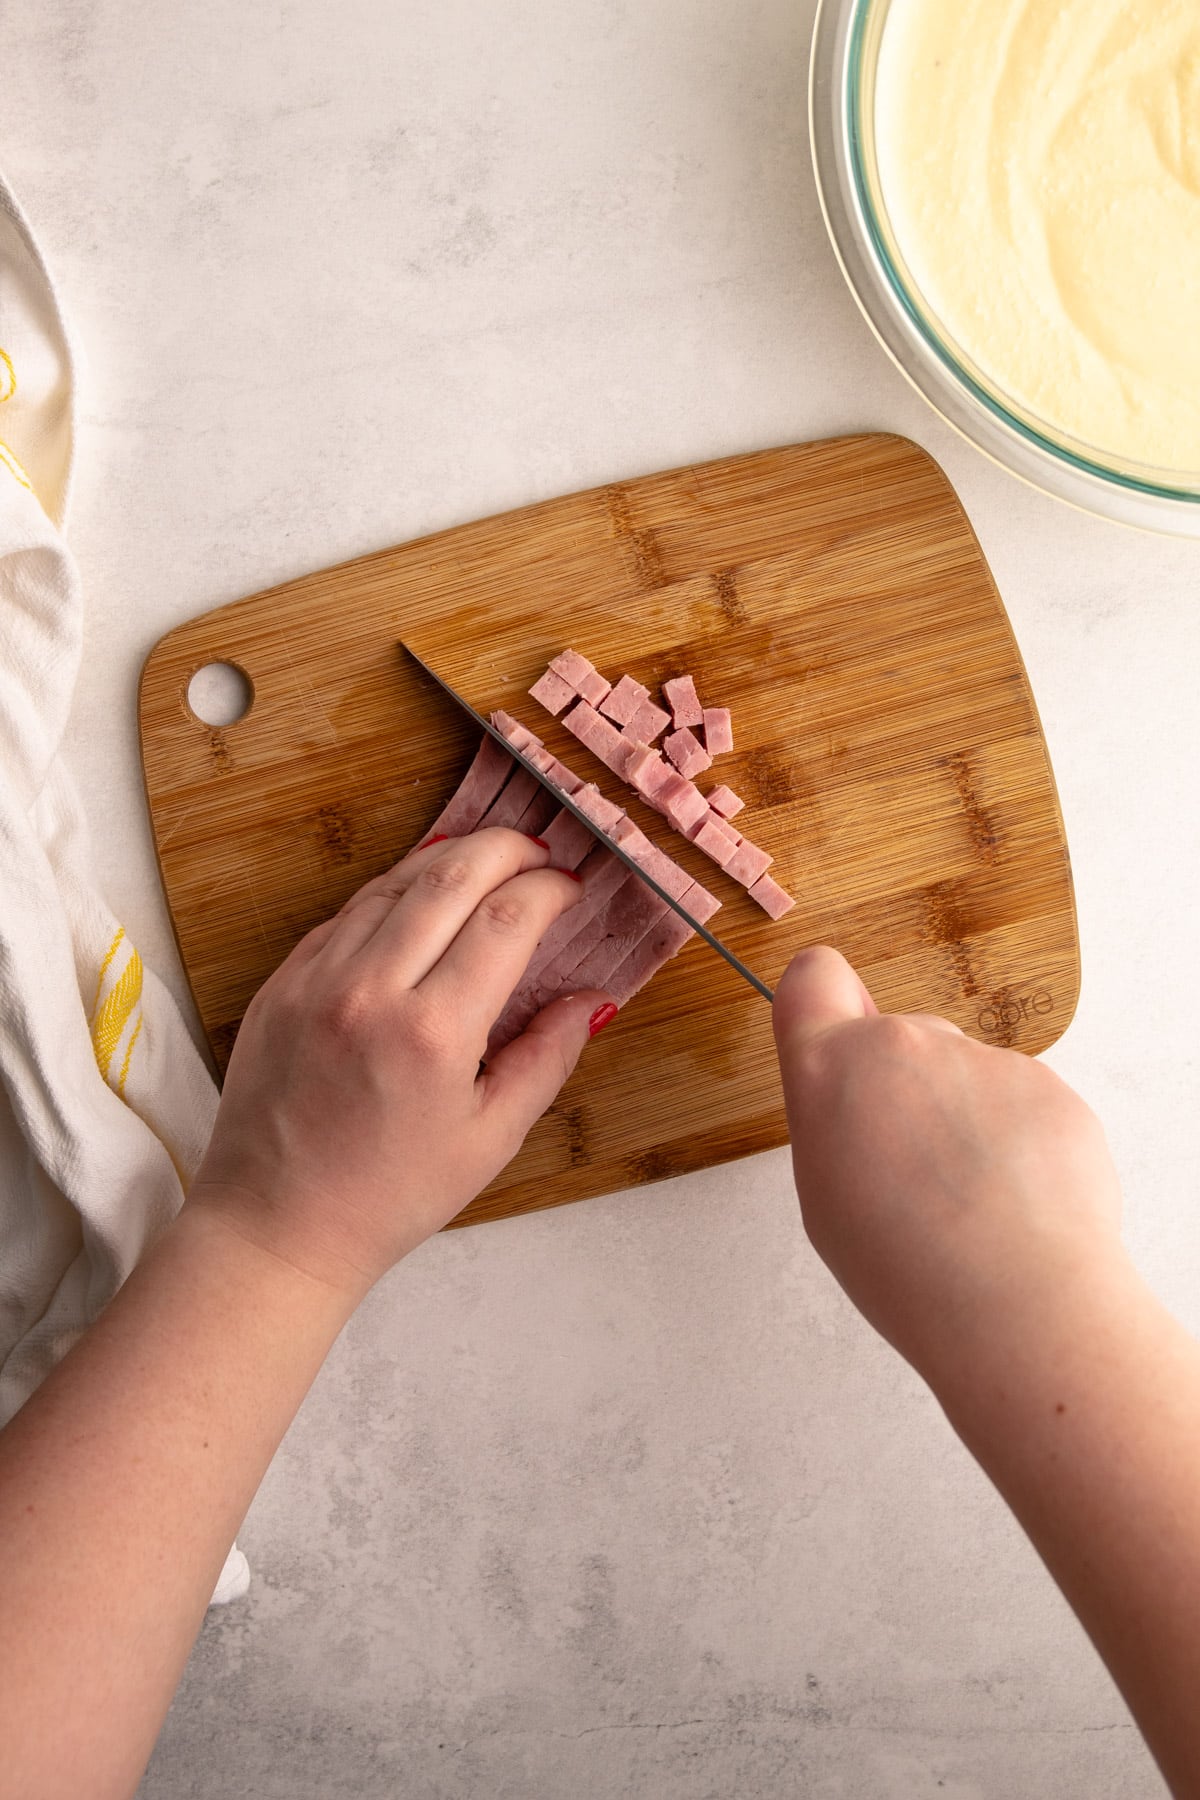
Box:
left=8, top=2, right=1196, bottom=1795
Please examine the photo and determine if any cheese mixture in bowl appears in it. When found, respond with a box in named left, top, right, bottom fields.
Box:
left=810, top=0, right=1200, bottom=532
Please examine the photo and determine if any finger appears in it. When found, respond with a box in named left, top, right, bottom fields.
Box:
left=906, top=1013, right=964, bottom=1036
left=332, top=829, right=550, bottom=971
left=772, top=945, right=877, bottom=1060
left=419, top=866, right=586, bottom=1045
left=277, top=914, right=343, bottom=973
left=477, top=988, right=609, bottom=1147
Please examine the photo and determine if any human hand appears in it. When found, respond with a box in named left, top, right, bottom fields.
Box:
left=772, top=946, right=1129, bottom=1400
left=186, top=830, right=611, bottom=1302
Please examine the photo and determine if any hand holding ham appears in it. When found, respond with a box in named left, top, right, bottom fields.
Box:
left=186, top=829, right=611, bottom=1301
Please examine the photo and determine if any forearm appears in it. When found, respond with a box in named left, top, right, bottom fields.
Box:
left=937, top=1258, right=1200, bottom=1799
left=0, top=1205, right=357, bottom=1800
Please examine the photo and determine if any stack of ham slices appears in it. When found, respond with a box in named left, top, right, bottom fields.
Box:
left=417, top=649, right=793, bottom=1054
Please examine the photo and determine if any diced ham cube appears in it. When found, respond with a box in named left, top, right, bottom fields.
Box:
left=576, top=668, right=612, bottom=708
left=491, top=710, right=543, bottom=754
left=547, top=758, right=583, bottom=795
left=724, top=839, right=774, bottom=886
left=599, top=674, right=650, bottom=726
left=626, top=746, right=674, bottom=804
left=678, top=880, right=722, bottom=927
left=702, top=707, right=733, bottom=756
left=657, top=772, right=708, bottom=834
left=638, top=840, right=700, bottom=904
left=747, top=872, right=795, bottom=919
left=663, top=673, right=703, bottom=728
left=549, top=648, right=598, bottom=691
left=663, top=726, right=712, bottom=780
left=692, top=817, right=742, bottom=868
left=572, top=783, right=625, bottom=833
left=611, top=816, right=653, bottom=859
left=707, top=785, right=745, bottom=820
left=562, top=700, right=631, bottom=777
left=529, top=668, right=576, bottom=717
left=627, top=698, right=671, bottom=743
left=527, top=745, right=557, bottom=773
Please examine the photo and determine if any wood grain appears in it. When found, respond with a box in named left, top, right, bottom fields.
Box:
left=139, top=436, right=1080, bottom=1227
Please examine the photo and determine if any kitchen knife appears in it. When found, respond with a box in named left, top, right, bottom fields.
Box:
left=402, top=643, right=775, bottom=1004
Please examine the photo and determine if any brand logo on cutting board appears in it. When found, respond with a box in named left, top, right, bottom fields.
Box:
left=978, top=991, right=1054, bottom=1034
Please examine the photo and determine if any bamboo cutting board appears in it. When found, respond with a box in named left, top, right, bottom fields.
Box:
left=139, top=436, right=1079, bottom=1227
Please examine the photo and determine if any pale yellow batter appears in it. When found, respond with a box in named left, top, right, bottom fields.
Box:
left=874, top=0, right=1200, bottom=476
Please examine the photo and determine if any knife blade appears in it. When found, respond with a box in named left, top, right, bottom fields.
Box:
left=401, top=643, right=775, bottom=1004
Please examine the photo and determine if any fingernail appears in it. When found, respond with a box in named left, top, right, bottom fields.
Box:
left=526, top=834, right=550, bottom=849
left=588, top=1002, right=619, bottom=1038
left=563, top=868, right=584, bottom=882
left=421, top=833, right=449, bottom=849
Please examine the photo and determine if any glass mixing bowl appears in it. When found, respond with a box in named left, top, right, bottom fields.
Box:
left=809, top=0, right=1200, bottom=537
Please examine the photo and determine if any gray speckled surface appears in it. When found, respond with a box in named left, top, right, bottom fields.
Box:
left=7, top=0, right=1195, bottom=1793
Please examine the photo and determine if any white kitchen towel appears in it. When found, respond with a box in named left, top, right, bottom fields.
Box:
left=0, top=176, right=249, bottom=1606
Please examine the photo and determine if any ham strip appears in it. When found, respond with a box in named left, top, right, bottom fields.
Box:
left=513, top=786, right=561, bottom=838
left=477, top=766, right=541, bottom=829
left=540, top=809, right=595, bottom=870
left=423, top=735, right=516, bottom=837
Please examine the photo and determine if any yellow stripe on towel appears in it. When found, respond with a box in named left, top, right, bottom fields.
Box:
left=116, top=1012, right=145, bottom=1098
left=91, top=949, right=144, bottom=1084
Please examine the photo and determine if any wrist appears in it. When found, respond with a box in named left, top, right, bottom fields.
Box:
left=174, top=1188, right=370, bottom=1324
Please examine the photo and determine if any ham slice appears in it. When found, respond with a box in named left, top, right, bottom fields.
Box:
left=603, top=880, right=721, bottom=1005
left=466, top=718, right=720, bottom=1051
left=663, top=674, right=703, bottom=728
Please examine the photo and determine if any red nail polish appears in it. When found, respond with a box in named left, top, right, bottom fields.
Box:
left=421, top=834, right=449, bottom=849
left=526, top=834, right=550, bottom=849
left=564, top=868, right=584, bottom=882
left=588, top=1002, right=619, bottom=1038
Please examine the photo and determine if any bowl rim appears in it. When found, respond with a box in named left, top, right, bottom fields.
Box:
left=809, top=0, right=1200, bottom=539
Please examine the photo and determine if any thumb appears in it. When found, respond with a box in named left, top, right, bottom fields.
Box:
left=773, top=946, right=877, bottom=1062
left=479, top=989, right=613, bottom=1141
